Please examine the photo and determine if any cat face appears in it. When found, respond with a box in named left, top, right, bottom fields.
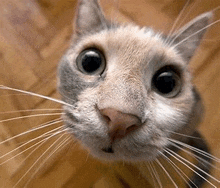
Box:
left=58, top=0, right=211, bottom=162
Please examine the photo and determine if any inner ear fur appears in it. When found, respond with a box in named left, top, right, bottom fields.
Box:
left=75, top=0, right=108, bottom=35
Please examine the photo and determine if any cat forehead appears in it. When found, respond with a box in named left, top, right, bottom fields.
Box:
left=71, top=25, right=185, bottom=71
left=75, top=25, right=179, bottom=59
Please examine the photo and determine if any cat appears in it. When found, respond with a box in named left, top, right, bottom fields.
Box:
left=1, top=0, right=220, bottom=187
left=58, top=0, right=218, bottom=187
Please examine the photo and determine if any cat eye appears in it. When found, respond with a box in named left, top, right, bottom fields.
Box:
left=76, top=48, right=106, bottom=75
left=152, top=67, right=181, bottom=98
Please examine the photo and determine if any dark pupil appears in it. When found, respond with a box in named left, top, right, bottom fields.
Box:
left=81, top=51, right=102, bottom=73
left=155, top=72, right=176, bottom=94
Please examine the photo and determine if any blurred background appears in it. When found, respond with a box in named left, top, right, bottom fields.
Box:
left=0, top=0, right=220, bottom=187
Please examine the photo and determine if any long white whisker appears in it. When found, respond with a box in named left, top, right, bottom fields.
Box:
left=164, top=148, right=217, bottom=188
left=165, top=130, right=202, bottom=139
left=169, top=142, right=218, bottom=171
left=17, top=128, right=66, bottom=147
left=172, top=0, right=197, bottom=29
left=165, top=0, right=191, bottom=44
left=169, top=138, right=220, bottom=161
left=159, top=151, right=197, bottom=188
left=155, top=159, right=178, bottom=187
left=0, top=128, right=66, bottom=166
left=172, top=18, right=220, bottom=48
left=0, top=113, right=63, bottom=123
left=0, top=118, right=62, bottom=145
left=149, top=161, right=163, bottom=188
left=168, top=138, right=220, bottom=162
left=166, top=148, right=220, bottom=185
left=24, top=136, right=72, bottom=187
left=166, top=0, right=199, bottom=45
left=210, top=6, right=220, bottom=14
left=143, top=162, right=158, bottom=188
left=13, top=133, right=67, bottom=188
left=0, top=126, right=64, bottom=160
left=0, top=108, right=62, bottom=115
left=0, top=85, right=73, bottom=107
left=18, top=129, right=68, bottom=167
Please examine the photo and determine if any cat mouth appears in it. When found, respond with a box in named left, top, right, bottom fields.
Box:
left=101, top=146, right=114, bottom=153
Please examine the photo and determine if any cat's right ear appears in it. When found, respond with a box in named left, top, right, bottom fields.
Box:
left=170, top=12, right=213, bottom=63
left=74, top=0, right=108, bottom=35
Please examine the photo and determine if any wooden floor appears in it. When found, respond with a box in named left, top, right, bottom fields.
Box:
left=0, top=0, right=220, bottom=187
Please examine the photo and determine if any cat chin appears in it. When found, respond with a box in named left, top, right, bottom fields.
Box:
left=87, top=145, right=162, bottom=162
left=68, top=125, right=166, bottom=162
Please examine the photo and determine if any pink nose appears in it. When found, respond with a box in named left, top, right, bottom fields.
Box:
left=100, top=108, right=142, bottom=142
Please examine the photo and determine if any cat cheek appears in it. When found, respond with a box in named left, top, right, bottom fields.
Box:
left=154, top=100, right=187, bottom=129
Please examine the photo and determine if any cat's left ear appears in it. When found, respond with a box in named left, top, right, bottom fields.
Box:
left=170, top=12, right=213, bottom=62
left=75, top=0, right=108, bottom=35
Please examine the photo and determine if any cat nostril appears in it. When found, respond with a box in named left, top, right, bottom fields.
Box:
left=102, top=146, right=114, bottom=153
left=102, top=115, right=111, bottom=123
left=126, top=124, right=139, bottom=132
left=99, top=108, right=142, bottom=141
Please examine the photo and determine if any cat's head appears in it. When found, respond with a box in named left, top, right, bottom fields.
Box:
left=58, top=0, right=211, bottom=162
